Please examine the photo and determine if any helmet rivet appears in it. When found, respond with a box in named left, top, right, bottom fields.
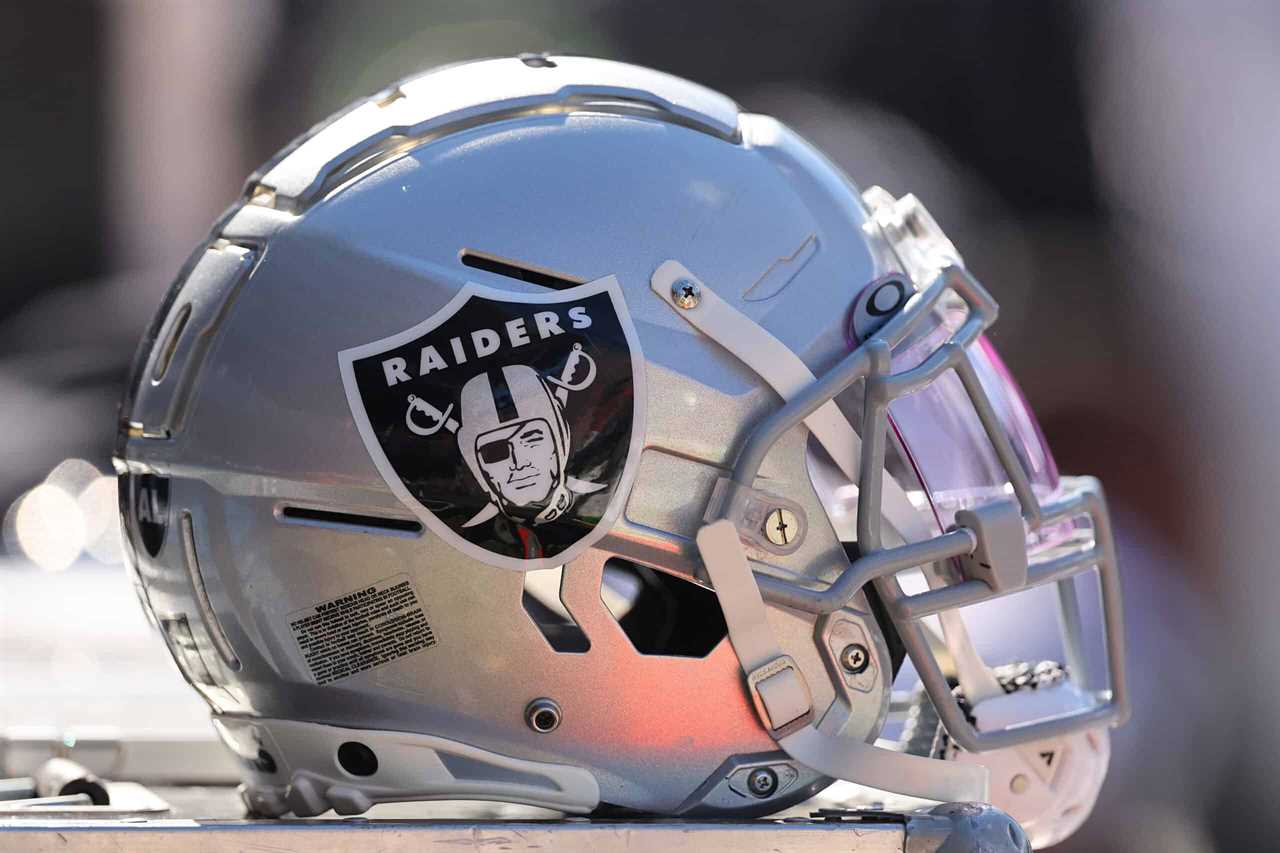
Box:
left=746, top=767, right=778, bottom=798
left=671, top=279, right=701, bottom=309
left=525, top=698, right=562, bottom=733
left=518, top=53, right=557, bottom=69
left=763, top=507, right=798, bottom=547
left=1010, top=773, right=1030, bottom=795
left=839, top=643, right=870, bottom=675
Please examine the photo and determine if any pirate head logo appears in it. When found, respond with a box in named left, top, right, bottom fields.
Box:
left=340, top=276, right=645, bottom=570
left=406, top=345, right=604, bottom=529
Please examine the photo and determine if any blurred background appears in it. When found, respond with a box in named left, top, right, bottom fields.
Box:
left=1, top=1, right=1276, bottom=849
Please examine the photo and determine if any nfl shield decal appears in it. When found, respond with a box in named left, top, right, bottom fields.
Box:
left=339, top=276, right=646, bottom=570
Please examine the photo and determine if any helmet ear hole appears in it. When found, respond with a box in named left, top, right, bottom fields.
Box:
left=337, top=741, right=379, bottom=777
left=601, top=559, right=727, bottom=657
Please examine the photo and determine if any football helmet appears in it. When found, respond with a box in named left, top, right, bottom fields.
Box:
left=115, top=56, right=1127, bottom=828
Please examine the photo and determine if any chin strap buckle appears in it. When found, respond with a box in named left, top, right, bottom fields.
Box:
left=746, top=655, right=814, bottom=739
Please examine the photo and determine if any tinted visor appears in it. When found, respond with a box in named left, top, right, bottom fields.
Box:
left=879, top=291, right=1058, bottom=531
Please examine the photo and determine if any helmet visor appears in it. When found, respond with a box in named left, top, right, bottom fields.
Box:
left=883, top=293, right=1058, bottom=532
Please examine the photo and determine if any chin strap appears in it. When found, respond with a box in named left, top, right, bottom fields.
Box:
left=697, top=521, right=987, bottom=802
left=651, top=261, right=1002, bottom=704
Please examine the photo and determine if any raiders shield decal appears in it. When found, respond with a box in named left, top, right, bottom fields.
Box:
left=339, top=276, right=646, bottom=570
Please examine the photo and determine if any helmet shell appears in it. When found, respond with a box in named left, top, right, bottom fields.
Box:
left=117, top=56, right=900, bottom=815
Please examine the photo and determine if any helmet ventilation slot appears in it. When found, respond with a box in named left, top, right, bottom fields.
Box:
left=460, top=250, right=586, bottom=291
left=151, top=303, right=191, bottom=383
left=278, top=505, right=423, bottom=537
left=522, top=565, right=590, bottom=653
left=180, top=512, right=242, bottom=671
left=601, top=559, right=727, bottom=658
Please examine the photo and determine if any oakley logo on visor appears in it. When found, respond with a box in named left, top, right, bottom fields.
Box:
left=850, top=274, right=912, bottom=343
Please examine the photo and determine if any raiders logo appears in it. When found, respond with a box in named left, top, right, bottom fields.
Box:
left=339, top=276, right=646, bottom=570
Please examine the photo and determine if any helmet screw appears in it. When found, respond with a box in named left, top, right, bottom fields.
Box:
left=525, top=698, right=562, bottom=733
left=672, top=279, right=701, bottom=309
left=763, top=507, right=799, bottom=547
left=746, top=767, right=778, bottom=798
left=839, top=643, right=870, bottom=675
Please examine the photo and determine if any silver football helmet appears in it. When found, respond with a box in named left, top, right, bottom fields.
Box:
left=115, top=55, right=1128, bottom=829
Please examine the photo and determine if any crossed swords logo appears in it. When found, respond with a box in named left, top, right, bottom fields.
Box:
left=403, top=343, right=597, bottom=437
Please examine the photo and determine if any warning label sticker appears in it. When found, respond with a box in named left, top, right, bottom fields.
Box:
left=289, top=574, right=436, bottom=685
